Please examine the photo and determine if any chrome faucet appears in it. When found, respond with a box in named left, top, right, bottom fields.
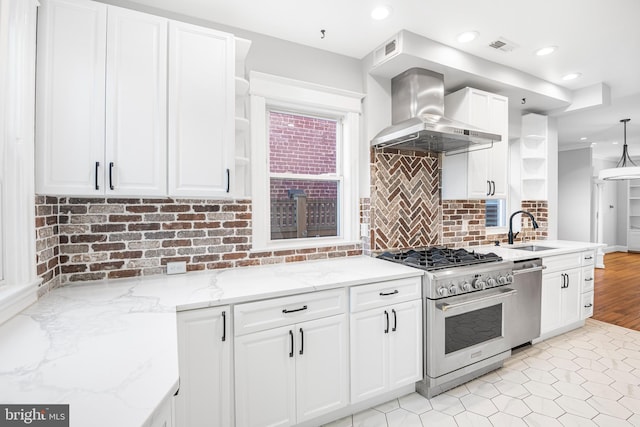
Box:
left=508, top=210, right=539, bottom=244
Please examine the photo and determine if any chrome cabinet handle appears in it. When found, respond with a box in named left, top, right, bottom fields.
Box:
left=226, top=168, right=230, bottom=193
left=512, top=265, right=546, bottom=275
left=585, top=277, right=594, bottom=282
left=392, top=309, right=397, bottom=332
left=584, top=303, right=593, bottom=308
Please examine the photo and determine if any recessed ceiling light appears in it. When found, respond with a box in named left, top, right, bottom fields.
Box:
left=371, top=5, right=391, bottom=20
left=457, top=31, right=479, bottom=43
left=613, top=141, right=619, bottom=145
left=562, top=72, right=582, bottom=81
left=580, top=137, right=587, bottom=141
left=535, top=46, right=557, bottom=56
left=591, top=143, right=597, bottom=147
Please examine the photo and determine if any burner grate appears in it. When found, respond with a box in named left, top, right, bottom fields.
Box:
left=378, top=247, right=502, bottom=271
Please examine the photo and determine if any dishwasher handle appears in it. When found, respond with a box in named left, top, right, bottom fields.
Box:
left=512, top=265, right=546, bottom=276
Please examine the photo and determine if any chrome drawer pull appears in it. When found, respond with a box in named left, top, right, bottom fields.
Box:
left=584, top=303, right=593, bottom=308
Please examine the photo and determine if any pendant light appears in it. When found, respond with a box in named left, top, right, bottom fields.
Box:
left=598, top=119, right=640, bottom=180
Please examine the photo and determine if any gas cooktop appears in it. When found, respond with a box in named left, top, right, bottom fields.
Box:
left=377, top=247, right=502, bottom=272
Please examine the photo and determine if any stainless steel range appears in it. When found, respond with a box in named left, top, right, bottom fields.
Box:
left=378, top=247, right=516, bottom=398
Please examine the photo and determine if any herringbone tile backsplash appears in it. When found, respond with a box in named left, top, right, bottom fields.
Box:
left=370, top=148, right=441, bottom=251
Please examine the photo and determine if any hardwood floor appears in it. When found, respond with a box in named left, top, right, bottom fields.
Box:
left=593, top=251, right=640, bottom=331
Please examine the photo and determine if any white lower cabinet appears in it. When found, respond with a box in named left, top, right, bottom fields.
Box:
left=175, top=306, right=231, bottom=427
left=540, top=251, right=592, bottom=338
left=350, top=299, right=422, bottom=403
left=349, top=277, right=422, bottom=404
left=234, top=290, right=348, bottom=427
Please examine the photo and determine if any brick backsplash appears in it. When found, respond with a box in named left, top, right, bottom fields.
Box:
left=441, top=199, right=548, bottom=247
left=35, top=197, right=363, bottom=287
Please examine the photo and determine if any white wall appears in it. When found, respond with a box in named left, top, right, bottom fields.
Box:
left=592, top=158, right=626, bottom=248
left=558, top=148, right=592, bottom=241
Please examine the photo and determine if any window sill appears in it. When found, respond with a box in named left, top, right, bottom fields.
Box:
left=251, top=237, right=362, bottom=253
left=0, top=280, right=39, bottom=325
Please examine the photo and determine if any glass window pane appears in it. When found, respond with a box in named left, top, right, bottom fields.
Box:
left=486, top=199, right=506, bottom=227
left=270, top=179, right=338, bottom=240
left=269, top=111, right=337, bottom=175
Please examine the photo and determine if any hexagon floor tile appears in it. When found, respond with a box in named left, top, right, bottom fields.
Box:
left=323, top=319, right=640, bottom=427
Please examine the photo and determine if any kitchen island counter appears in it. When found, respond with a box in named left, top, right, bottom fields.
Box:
left=0, top=256, right=421, bottom=427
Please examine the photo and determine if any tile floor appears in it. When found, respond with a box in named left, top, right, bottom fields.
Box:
left=323, top=319, right=640, bottom=427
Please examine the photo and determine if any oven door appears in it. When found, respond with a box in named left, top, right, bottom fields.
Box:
left=426, top=287, right=517, bottom=378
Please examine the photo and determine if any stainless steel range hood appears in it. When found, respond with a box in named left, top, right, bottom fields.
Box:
left=371, top=68, right=501, bottom=153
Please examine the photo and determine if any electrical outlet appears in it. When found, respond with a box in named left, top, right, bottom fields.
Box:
left=360, top=223, right=369, bottom=237
left=166, top=261, right=187, bottom=275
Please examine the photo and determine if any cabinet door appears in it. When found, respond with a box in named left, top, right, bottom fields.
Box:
left=36, top=0, right=106, bottom=195
left=175, top=306, right=230, bottom=427
left=235, top=326, right=296, bottom=427
left=486, top=94, right=508, bottom=199
left=350, top=308, right=388, bottom=403
left=540, top=272, right=563, bottom=335
left=105, top=7, right=167, bottom=196
left=388, top=300, right=423, bottom=389
left=562, top=269, right=582, bottom=326
left=168, top=21, right=234, bottom=198
left=466, top=90, right=491, bottom=199
left=295, top=315, right=348, bottom=423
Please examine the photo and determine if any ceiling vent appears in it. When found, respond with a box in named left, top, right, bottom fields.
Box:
left=488, top=37, right=519, bottom=53
left=372, top=35, right=402, bottom=67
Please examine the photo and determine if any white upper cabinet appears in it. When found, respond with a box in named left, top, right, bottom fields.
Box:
left=36, top=0, right=106, bottom=195
left=36, top=0, right=167, bottom=196
left=168, top=21, right=235, bottom=198
left=442, top=88, right=509, bottom=200
left=105, top=6, right=167, bottom=196
left=36, top=0, right=237, bottom=198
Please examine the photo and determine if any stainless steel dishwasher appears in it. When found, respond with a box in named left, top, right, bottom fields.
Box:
left=507, top=258, right=544, bottom=348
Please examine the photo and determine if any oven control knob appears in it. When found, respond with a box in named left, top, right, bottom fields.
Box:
left=472, top=279, right=485, bottom=290
left=505, top=274, right=514, bottom=283
left=487, top=278, right=497, bottom=288
left=437, top=286, right=447, bottom=297
left=497, top=276, right=508, bottom=285
left=461, top=281, right=472, bottom=292
left=448, top=284, right=458, bottom=295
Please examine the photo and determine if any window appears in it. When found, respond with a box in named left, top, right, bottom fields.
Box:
left=269, top=111, right=340, bottom=241
left=250, top=72, right=363, bottom=251
left=486, top=199, right=506, bottom=228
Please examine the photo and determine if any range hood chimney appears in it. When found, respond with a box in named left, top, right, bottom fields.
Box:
left=371, top=68, right=501, bottom=153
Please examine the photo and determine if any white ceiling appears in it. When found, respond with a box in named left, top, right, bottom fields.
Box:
left=126, top=0, right=640, bottom=160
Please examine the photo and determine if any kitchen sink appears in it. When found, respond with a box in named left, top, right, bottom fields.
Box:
left=512, top=245, right=557, bottom=252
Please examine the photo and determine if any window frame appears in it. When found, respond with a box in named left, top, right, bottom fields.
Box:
left=250, top=72, right=363, bottom=251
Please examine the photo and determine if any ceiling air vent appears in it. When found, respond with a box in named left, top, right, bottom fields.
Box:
left=488, top=37, right=519, bottom=53
left=372, top=34, right=402, bottom=67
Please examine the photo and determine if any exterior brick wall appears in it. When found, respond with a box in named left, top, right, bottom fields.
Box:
left=441, top=200, right=549, bottom=247
left=270, top=179, right=337, bottom=200
left=269, top=111, right=336, bottom=175
left=34, top=197, right=362, bottom=286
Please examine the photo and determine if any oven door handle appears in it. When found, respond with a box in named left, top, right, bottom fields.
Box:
left=436, top=288, right=517, bottom=313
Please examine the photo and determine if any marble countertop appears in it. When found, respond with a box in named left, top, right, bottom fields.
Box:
left=0, top=256, right=422, bottom=427
left=476, top=239, right=606, bottom=261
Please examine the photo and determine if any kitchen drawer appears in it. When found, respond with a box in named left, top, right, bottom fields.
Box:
left=581, top=251, right=595, bottom=266
left=542, top=252, right=583, bottom=273
left=581, top=291, right=594, bottom=319
left=234, top=288, right=346, bottom=336
left=582, top=267, right=595, bottom=293
left=350, top=277, right=422, bottom=313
